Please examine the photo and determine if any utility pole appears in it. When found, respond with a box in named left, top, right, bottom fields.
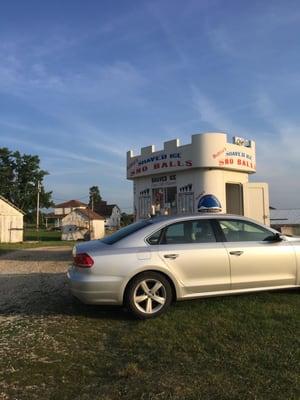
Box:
left=91, top=193, right=94, bottom=211
left=36, top=181, right=41, bottom=241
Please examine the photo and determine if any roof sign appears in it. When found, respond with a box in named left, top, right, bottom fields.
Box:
left=198, top=194, right=222, bottom=213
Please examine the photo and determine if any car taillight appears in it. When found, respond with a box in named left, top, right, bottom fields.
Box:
left=73, top=253, right=94, bottom=268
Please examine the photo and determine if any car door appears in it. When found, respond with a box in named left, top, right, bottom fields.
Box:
left=216, top=218, right=297, bottom=290
left=155, top=219, right=230, bottom=296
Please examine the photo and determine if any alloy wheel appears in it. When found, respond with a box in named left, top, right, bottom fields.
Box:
left=133, top=279, right=166, bottom=314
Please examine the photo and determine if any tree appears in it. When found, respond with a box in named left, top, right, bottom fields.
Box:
left=121, top=212, right=134, bottom=226
left=89, top=186, right=102, bottom=210
left=0, top=147, right=53, bottom=219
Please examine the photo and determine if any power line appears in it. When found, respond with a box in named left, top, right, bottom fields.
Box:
left=52, top=194, right=90, bottom=202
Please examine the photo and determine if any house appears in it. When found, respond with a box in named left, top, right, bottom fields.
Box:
left=270, top=209, right=300, bottom=236
left=45, top=200, right=88, bottom=228
left=61, top=208, right=105, bottom=241
left=94, top=201, right=121, bottom=228
left=0, top=195, right=24, bottom=243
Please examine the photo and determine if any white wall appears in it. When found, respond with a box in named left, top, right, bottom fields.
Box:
left=280, top=226, right=300, bottom=236
left=61, top=210, right=104, bottom=240
left=0, top=199, right=23, bottom=243
left=133, top=168, right=252, bottom=218
left=127, top=132, right=256, bottom=179
left=55, top=205, right=86, bottom=216
left=61, top=211, right=89, bottom=241
left=91, top=220, right=105, bottom=239
left=106, top=206, right=121, bottom=228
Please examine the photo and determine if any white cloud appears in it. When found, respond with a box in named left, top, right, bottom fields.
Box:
left=0, top=35, right=147, bottom=108
left=1, top=135, right=123, bottom=173
left=0, top=118, right=127, bottom=159
left=191, top=86, right=236, bottom=132
left=251, top=92, right=300, bottom=207
left=206, top=27, right=235, bottom=57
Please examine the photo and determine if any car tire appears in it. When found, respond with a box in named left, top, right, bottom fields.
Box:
left=125, top=271, right=172, bottom=319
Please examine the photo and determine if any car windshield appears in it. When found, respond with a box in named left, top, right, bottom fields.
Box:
left=101, top=219, right=153, bottom=245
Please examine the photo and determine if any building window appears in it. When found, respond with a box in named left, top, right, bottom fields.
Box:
left=152, top=187, right=177, bottom=216
left=139, top=196, right=151, bottom=218
left=178, top=192, right=194, bottom=214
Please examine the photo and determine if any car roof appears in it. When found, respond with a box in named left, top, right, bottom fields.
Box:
left=143, top=213, right=274, bottom=231
left=148, top=213, right=251, bottom=223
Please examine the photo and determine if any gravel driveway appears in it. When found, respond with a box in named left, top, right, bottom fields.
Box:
left=0, top=247, right=124, bottom=400
left=0, top=247, right=73, bottom=318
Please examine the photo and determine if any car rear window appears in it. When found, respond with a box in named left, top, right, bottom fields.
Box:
left=101, top=220, right=153, bottom=244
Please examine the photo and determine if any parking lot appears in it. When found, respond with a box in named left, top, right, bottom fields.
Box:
left=0, top=247, right=299, bottom=400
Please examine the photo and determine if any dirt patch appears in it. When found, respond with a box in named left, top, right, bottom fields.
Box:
left=0, top=246, right=72, bottom=272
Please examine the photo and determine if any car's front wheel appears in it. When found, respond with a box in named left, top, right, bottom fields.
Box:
left=125, top=272, right=172, bottom=319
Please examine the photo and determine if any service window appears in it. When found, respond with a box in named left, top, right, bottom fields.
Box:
left=218, top=219, right=272, bottom=242
left=160, top=220, right=216, bottom=245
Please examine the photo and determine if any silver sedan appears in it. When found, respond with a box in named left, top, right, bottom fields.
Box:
left=67, top=214, right=300, bottom=319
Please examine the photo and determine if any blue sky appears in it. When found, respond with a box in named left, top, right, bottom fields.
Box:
left=1, top=0, right=300, bottom=210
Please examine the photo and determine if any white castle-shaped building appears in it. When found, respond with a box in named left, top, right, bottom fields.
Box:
left=127, top=132, right=269, bottom=224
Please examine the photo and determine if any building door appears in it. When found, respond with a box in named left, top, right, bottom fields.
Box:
left=226, top=183, right=244, bottom=215
left=165, top=187, right=177, bottom=215
left=243, top=182, right=270, bottom=225
left=152, top=188, right=164, bottom=215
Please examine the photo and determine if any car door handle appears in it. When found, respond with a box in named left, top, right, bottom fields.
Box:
left=229, top=251, right=244, bottom=256
left=163, top=254, right=179, bottom=259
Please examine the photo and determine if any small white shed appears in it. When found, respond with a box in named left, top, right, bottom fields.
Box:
left=270, top=209, right=300, bottom=236
left=61, top=208, right=105, bottom=241
left=0, top=195, right=24, bottom=243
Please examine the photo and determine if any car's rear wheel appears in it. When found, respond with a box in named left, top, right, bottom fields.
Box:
left=125, top=272, right=172, bottom=319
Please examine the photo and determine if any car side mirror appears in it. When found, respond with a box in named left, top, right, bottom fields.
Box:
left=264, top=233, right=283, bottom=242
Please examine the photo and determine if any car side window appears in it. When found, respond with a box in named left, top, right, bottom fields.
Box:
left=162, top=222, right=186, bottom=244
left=190, top=220, right=216, bottom=243
left=160, top=220, right=216, bottom=244
left=218, top=219, right=272, bottom=242
left=147, top=229, right=163, bottom=245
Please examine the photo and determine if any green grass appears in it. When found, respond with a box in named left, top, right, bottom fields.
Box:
left=0, top=228, right=74, bottom=255
left=24, top=228, right=62, bottom=241
left=0, top=291, right=299, bottom=399
left=0, top=241, right=74, bottom=255
left=0, top=240, right=74, bottom=254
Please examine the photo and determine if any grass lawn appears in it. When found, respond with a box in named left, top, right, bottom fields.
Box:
left=0, top=240, right=74, bottom=254
left=0, top=228, right=74, bottom=255
left=24, top=227, right=62, bottom=242
left=0, top=291, right=299, bottom=399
